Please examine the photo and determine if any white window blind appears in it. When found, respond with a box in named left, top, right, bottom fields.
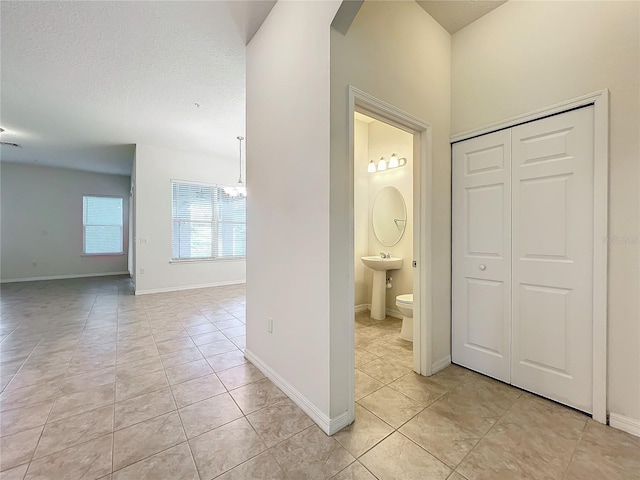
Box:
left=171, top=182, right=246, bottom=260
left=83, top=196, right=124, bottom=255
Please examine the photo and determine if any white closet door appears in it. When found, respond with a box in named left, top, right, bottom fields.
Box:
left=452, top=130, right=512, bottom=383
left=511, top=107, right=594, bottom=413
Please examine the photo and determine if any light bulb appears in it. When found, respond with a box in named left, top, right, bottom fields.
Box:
left=367, top=160, right=376, bottom=173
left=377, top=157, right=387, bottom=171
left=388, top=153, right=399, bottom=168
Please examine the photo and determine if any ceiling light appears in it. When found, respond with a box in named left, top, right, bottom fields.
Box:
left=377, top=157, right=387, bottom=171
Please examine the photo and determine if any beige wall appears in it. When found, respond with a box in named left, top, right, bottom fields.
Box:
left=0, top=162, right=130, bottom=281
left=331, top=0, right=452, bottom=392
left=452, top=0, right=640, bottom=421
left=354, top=118, right=370, bottom=306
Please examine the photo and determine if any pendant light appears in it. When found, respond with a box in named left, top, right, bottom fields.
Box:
left=225, top=136, right=247, bottom=197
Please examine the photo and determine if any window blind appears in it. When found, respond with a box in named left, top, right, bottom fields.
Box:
left=83, top=196, right=124, bottom=254
left=171, top=182, right=246, bottom=260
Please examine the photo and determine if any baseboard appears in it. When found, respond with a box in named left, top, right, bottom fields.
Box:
left=385, top=308, right=402, bottom=319
left=354, top=304, right=369, bottom=313
left=431, top=355, right=451, bottom=374
left=609, top=412, right=640, bottom=437
left=244, top=348, right=351, bottom=435
left=1, top=271, right=130, bottom=283
left=134, top=279, right=245, bottom=295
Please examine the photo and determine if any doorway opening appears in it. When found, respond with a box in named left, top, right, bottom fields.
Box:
left=347, top=86, right=433, bottom=423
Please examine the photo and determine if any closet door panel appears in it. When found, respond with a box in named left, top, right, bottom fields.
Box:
left=511, top=107, right=594, bottom=413
left=452, top=130, right=512, bottom=383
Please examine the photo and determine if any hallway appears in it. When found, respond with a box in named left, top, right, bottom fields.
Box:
left=0, top=277, right=637, bottom=479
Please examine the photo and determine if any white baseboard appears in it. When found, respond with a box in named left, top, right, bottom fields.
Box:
left=1, top=271, right=130, bottom=283
left=134, top=279, right=245, bottom=295
left=431, top=355, right=451, bottom=374
left=386, top=308, right=402, bottom=319
left=609, top=412, right=640, bottom=437
left=244, top=348, right=351, bottom=435
left=354, top=304, right=369, bottom=313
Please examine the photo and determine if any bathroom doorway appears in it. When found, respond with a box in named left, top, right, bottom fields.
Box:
left=353, top=111, right=415, bottom=391
left=347, top=86, right=434, bottom=420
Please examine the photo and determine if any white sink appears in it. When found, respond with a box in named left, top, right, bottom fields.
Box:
left=361, top=256, right=403, bottom=320
left=361, top=256, right=403, bottom=271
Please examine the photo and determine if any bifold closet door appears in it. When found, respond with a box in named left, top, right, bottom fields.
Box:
left=511, top=107, right=594, bottom=413
left=452, top=130, right=512, bottom=383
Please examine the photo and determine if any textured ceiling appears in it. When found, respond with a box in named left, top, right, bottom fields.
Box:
left=0, top=1, right=275, bottom=175
left=417, top=0, right=507, bottom=34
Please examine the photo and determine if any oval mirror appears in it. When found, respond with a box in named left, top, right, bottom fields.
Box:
left=372, top=186, right=407, bottom=247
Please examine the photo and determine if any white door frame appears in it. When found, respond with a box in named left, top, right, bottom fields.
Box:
left=450, top=89, right=609, bottom=424
left=347, top=86, right=433, bottom=387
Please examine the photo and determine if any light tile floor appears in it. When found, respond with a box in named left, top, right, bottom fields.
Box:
left=0, top=277, right=637, bottom=479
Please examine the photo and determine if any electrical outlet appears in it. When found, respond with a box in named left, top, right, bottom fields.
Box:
left=267, top=317, right=273, bottom=333
left=140, top=267, right=145, bottom=274
left=139, top=237, right=148, bottom=244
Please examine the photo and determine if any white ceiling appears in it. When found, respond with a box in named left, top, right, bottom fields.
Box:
left=0, top=0, right=503, bottom=177
left=417, top=0, right=507, bottom=34
left=0, top=1, right=275, bottom=176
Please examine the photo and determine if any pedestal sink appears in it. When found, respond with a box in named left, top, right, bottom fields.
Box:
left=361, top=256, right=403, bottom=320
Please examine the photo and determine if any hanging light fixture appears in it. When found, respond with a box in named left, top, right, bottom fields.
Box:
left=225, top=136, right=247, bottom=197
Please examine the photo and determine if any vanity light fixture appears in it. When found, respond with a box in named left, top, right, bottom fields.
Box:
left=224, top=136, right=247, bottom=197
left=368, top=153, right=407, bottom=173
left=388, top=153, right=399, bottom=168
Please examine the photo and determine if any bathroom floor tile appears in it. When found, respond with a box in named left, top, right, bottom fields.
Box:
left=354, top=370, right=384, bottom=401
left=357, top=357, right=412, bottom=385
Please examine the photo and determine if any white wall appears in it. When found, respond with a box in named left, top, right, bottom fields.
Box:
left=133, top=144, right=245, bottom=294
left=355, top=119, right=414, bottom=312
left=245, top=0, right=343, bottom=433
left=452, top=1, right=640, bottom=423
left=0, top=162, right=130, bottom=281
left=354, top=118, right=370, bottom=306
left=331, top=0, right=452, bottom=400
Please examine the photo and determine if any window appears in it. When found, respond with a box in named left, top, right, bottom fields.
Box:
left=171, top=182, right=246, bottom=260
left=83, top=195, right=124, bottom=255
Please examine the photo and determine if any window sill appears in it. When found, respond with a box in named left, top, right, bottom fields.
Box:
left=82, top=253, right=125, bottom=257
left=170, top=257, right=246, bottom=264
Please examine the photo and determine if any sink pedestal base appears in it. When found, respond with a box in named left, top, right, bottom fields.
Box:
left=370, top=270, right=387, bottom=320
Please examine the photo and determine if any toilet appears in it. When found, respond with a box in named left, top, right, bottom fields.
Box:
left=395, top=294, right=413, bottom=342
